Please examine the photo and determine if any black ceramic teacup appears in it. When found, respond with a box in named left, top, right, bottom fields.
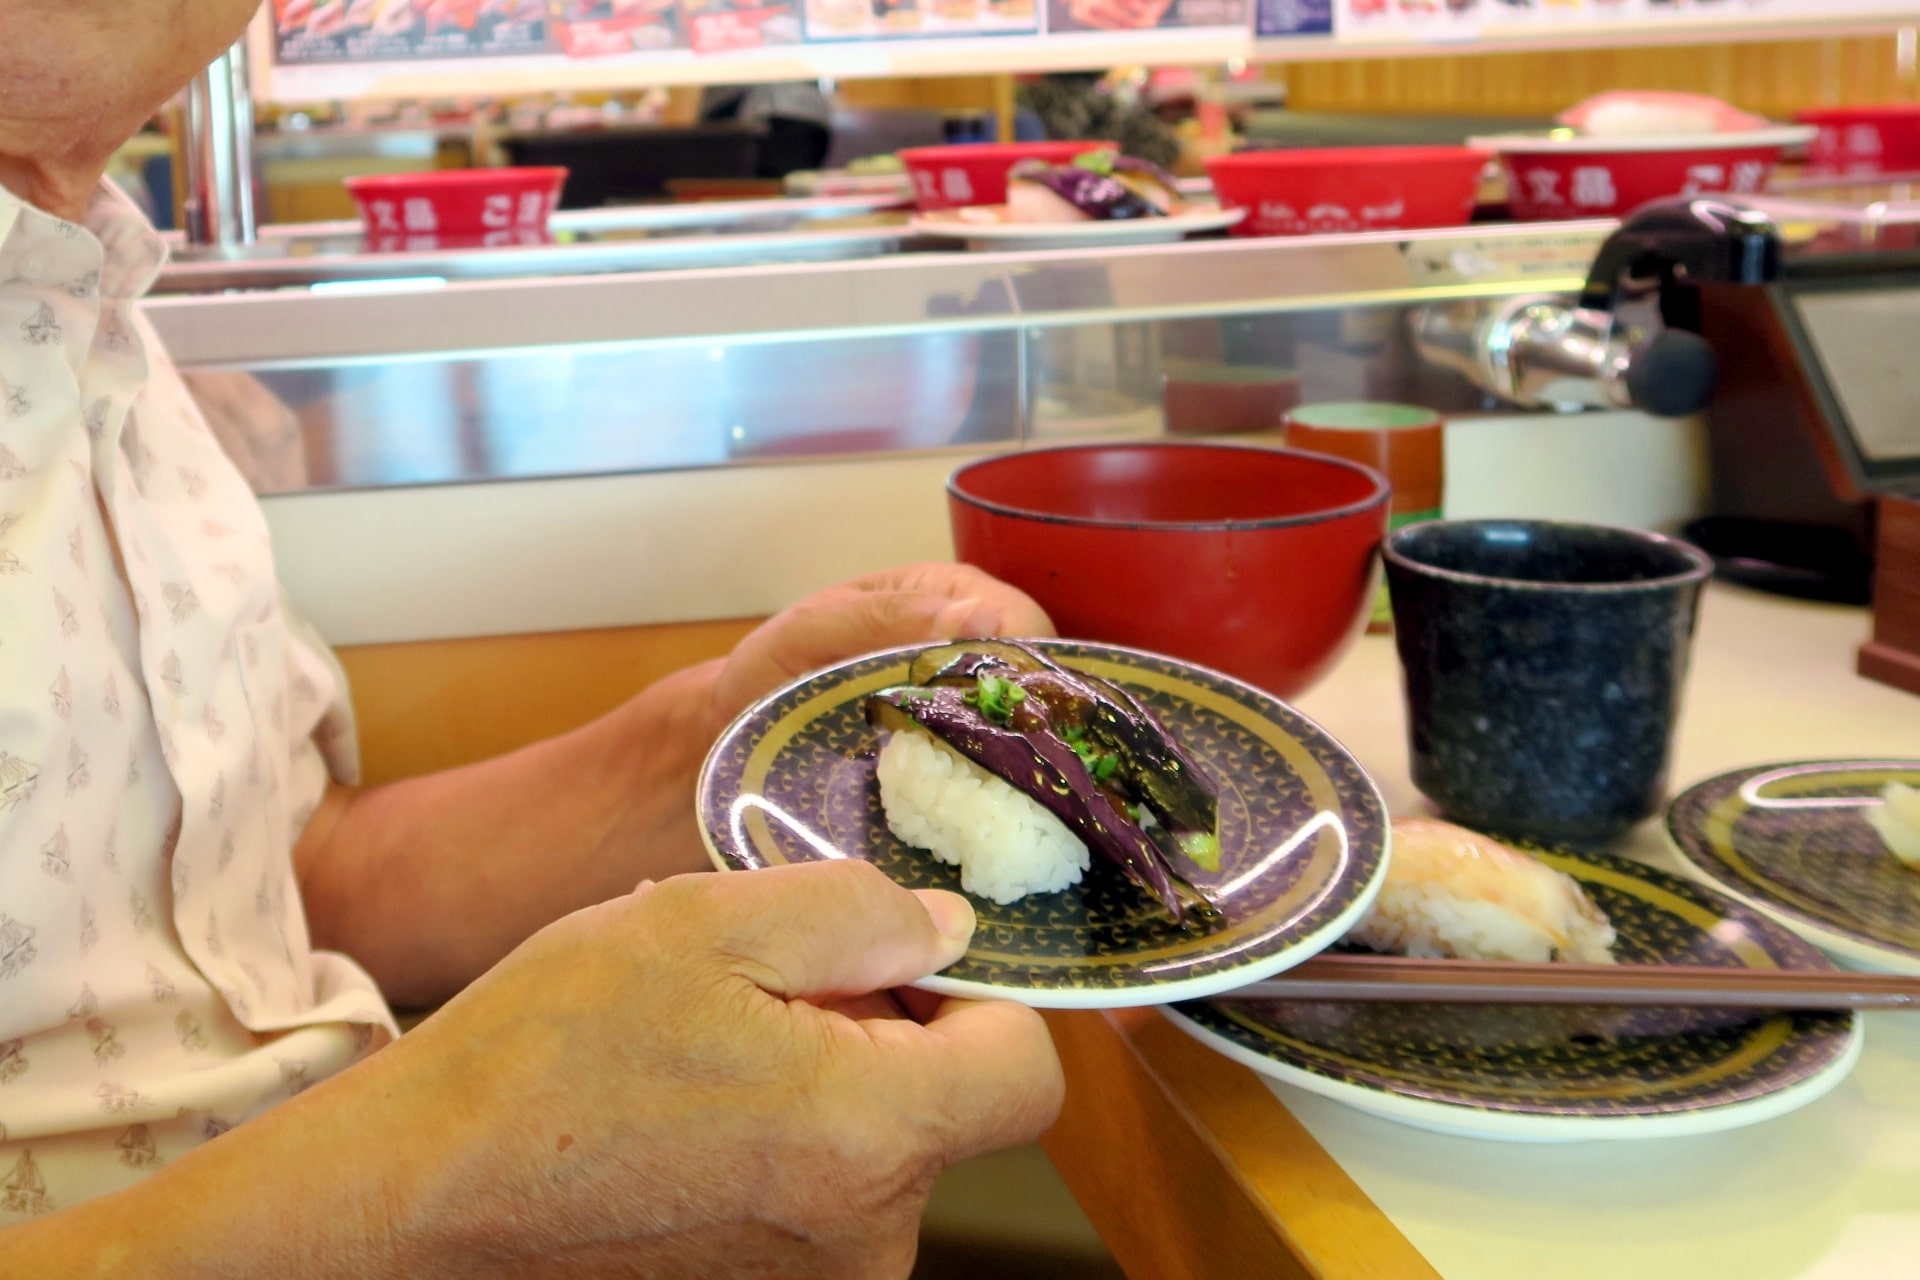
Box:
left=1384, top=519, right=1714, bottom=845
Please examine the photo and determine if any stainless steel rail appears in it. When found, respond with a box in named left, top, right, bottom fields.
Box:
left=155, top=194, right=917, bottom=293
left=183, top=38, right=258, bottom=247
left=149, top=220, right=1614, bottom=365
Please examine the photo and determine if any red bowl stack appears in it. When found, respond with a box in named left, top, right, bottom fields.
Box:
left=948, top=443, right=1390, bottom=700
left=1203, top=146, right=1489, bottom=237
left=344, top=168, right=568, bottom=246
left=898, top=141, right=1116, bottom=212
left=1797, top=105, right=1920, bottom=177
left=1474, top=128, right=1813, bottom=221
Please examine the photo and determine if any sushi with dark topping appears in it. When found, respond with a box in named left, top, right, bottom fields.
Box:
left=1004, top=151, right=1182, bottom=223
left=867, top=641, right=1223, bottom=930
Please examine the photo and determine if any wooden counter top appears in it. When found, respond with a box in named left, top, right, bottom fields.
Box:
left=1039, top=585, right=1920, bottom=1280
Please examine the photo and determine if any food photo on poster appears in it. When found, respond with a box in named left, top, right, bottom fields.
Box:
left=546, top=0, right=685, bottom=55
left=1338, top=0, right=1649, bottom=28
left=803, top=0, right=1036, bottom=44
left=273, top=0, right=549, bottom=62
left=680, top=0, right=804, bottom=53
left=1047, top=0, right=1248, bottom=35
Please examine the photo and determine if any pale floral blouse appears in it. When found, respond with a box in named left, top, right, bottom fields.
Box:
left=0, top=182, right=397, bottom=1217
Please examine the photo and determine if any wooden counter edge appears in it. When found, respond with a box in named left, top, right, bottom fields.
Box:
left=1042, top=1008, right=1440, bottom=1280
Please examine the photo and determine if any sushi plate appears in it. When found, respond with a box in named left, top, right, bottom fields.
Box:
left=696, top=638, right=1389, bottom=1009
left=909, top=204, right=1245, bottom=251
left=1163, top=847, right=1863, bottom=1142
left=1666, top=759, right=1920, bottom=976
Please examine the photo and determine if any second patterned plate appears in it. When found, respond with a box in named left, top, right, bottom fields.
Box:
left=1163, top=848, right=1863, bottom=1142
left=1667, top=760, right=1920, bottom=974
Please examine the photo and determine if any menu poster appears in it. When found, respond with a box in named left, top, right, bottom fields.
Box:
left=1256, top=0, right=1331, bottom=35
left=547, top=0, right=683, bottom=55
left=803, top=0, right=1037, bottom=42
left=1335, top=0, right=1646, bottom=33
left=1047, top=0, right=1249, bottom=35
left=272, top=0, right=549, bottom=63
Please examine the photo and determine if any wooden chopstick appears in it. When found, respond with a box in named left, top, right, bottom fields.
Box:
left=1218, top=953, right=1920, bottom=1010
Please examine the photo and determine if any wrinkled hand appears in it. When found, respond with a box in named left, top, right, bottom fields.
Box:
left=710, top=563, right=1054, bottom=732
left=384, top=861, right=1062, bottom=1279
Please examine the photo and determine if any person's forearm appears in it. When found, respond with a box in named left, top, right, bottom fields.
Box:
left=0, top=1004, right=730, bottom=1279
left=295, top=660, right=725, bottom=1007
left=0, top=1040, right=465, bottom=1278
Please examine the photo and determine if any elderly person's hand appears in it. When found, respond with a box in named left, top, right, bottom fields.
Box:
left=348, top=861, right=1061, bottom=1277
left=9, top=860, right=1062, bottom=1278
left=296, top=561, right=1055, bottom=1008
left=710, top=562, right=1055, bottom=733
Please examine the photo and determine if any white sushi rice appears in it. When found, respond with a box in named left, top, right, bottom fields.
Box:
left=875, top=728, right=1090, bottom=904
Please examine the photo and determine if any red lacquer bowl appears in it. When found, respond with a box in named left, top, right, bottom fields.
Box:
left=1472, top=127, right=1813, bottom=220
left=1204, top=146, right=1489, bottom=237
left=344, top=167, right=567, bottom=238
left=948, top=443, right=1391, bottom=699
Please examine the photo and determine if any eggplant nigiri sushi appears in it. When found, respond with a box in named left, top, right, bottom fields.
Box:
left=868, top=641, right=1222, bottom=929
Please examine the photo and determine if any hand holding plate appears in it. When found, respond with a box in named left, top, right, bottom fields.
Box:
left=372, top=859, right=1061, bottom=1277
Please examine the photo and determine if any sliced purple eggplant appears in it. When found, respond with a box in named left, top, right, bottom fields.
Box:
left=867, top=685, right=1217, bottom=927
left=908, top=639, right=1048, bottom=685
left=1073, top=672, right=1220, bottom=871
left=908, top=641, right=1221, bottom=870
left=1008, top=160, right=1162, bottom=222
left=868, top=643, right=1225, bottom=928
left=1076, top=152, right=1182, bottom=214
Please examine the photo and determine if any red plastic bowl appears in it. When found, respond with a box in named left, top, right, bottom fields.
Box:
left=344, top=168, right=568, bottom=238
left=1798, top=105, right=1920, bottom=176
left=1203, top=146, right=1488, bottom=238
left=899, top=141, right=1117, bottom=211
left=1478, top=128, right=1811, bottom=220
left=948, top=443, right=1391, bottom=699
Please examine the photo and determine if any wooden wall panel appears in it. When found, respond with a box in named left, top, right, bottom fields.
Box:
left=336, top=617, right=762, bottom=785
left=837, top=74, right=1008, bottom=112
left=1279, top=35, right=1917, bottom=119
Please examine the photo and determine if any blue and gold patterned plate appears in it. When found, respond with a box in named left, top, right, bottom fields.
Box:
left=696, top=639, right=1390, bottom=1009
left=1164, top=847, right=1863, bottom=1141
left=1668, top=760, right=1920, bottom=975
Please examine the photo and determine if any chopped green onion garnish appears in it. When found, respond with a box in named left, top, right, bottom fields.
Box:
left=965, top=673, right=1027, bottom=724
